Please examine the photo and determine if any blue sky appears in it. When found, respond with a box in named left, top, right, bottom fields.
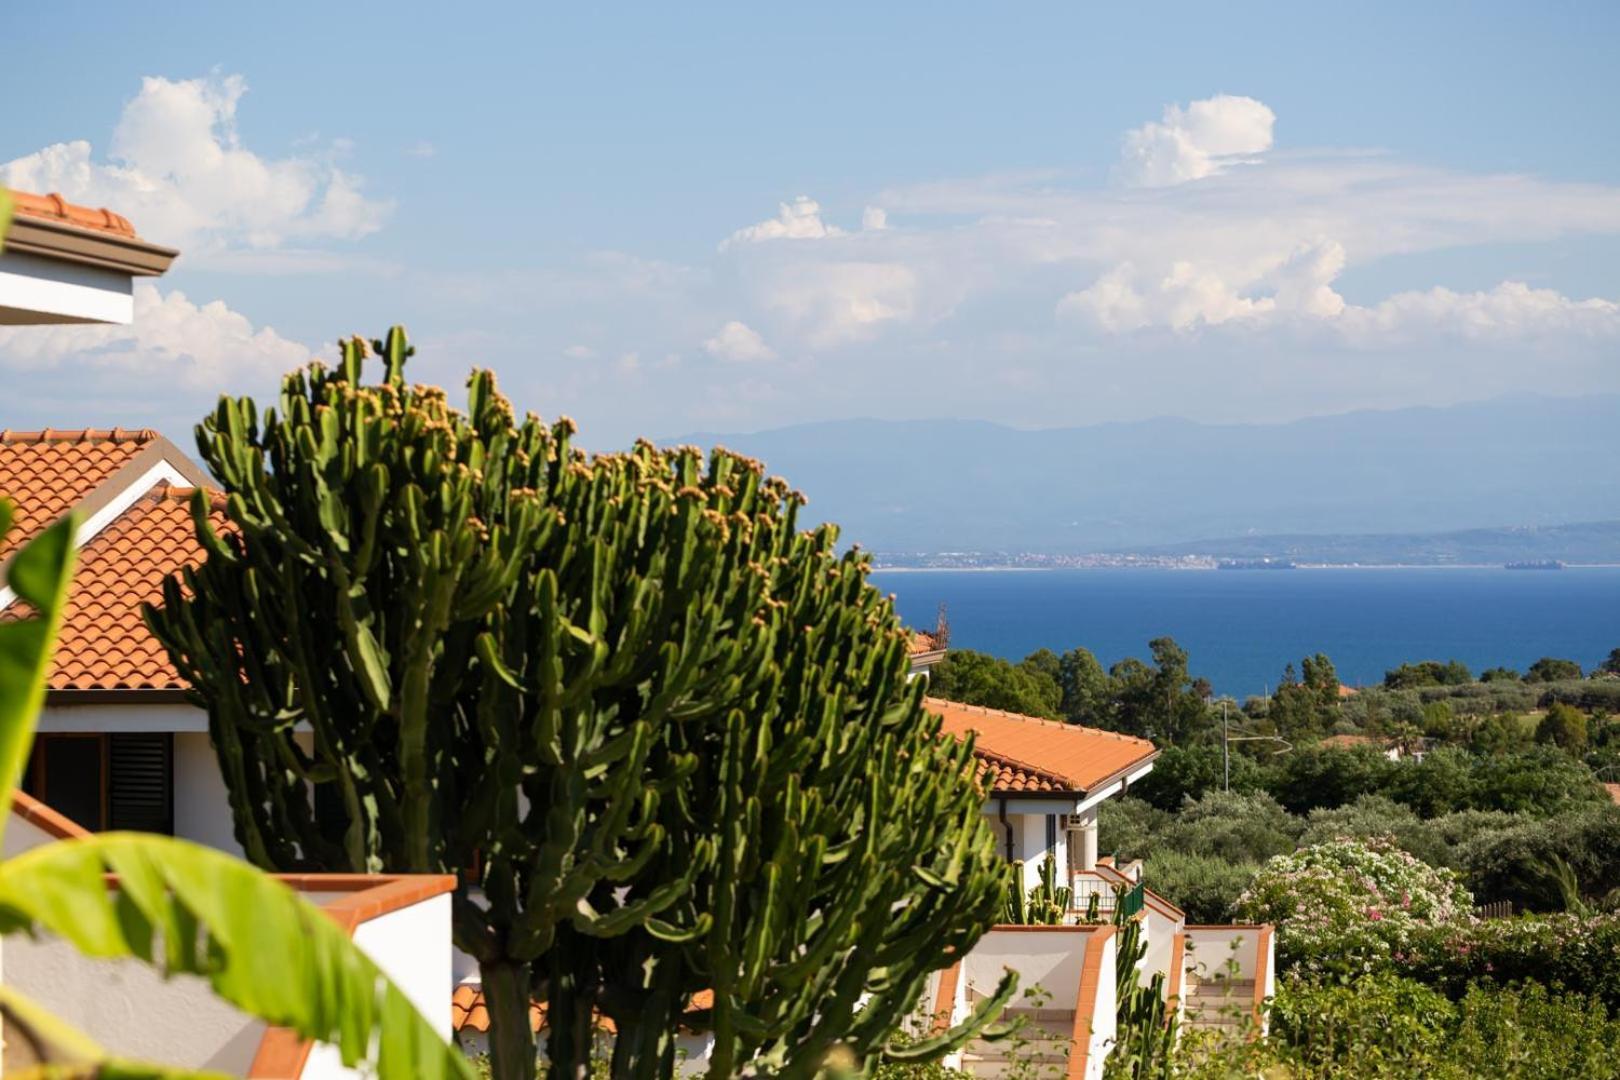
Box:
left=2, top=1, right=1617, bottom=446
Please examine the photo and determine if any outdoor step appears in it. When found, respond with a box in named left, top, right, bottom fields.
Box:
left=960, top=1049, right=1073, bottom=1078
left=965, top=1037, right=1072, bottom=1058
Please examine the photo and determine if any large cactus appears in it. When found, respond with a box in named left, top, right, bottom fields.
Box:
left=147, top=330, right=1013, bottom=1080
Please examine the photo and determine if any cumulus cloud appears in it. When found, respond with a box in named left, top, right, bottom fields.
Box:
left=702, top=320, right=776, bottom=362
left=861, top=206, right=889, bottom=231
left=1059, top=240, right=1620, bottom=344
left=0, top=74, right=392, bottom=258
left=722, top=195, right=844, bottom=248
left=0, top=283, right=312, bottom=389
left=1116, top=94, right=1275, bottom=187
left=1344, top=281, right=1620, bottom=343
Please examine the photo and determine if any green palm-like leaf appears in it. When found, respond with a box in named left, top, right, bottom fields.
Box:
left=0, top=510, right=77, bottom=839
left=0, top=507, right=472, bottom=1078
left=0, top=833, right=472, bottom=1079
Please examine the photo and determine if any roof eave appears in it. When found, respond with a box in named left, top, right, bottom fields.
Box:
left=986, top=746, right=1161, bottom=801
left=4, top=215, right=179, bottom=277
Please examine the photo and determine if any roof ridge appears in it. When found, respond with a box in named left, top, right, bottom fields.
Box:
left=966, top=744, right=1075, bottom=788
left=925, top=696, right=1156, bottom=747
left=0, top=427, right=160, bottom=444
left=143, top=482, right=228, bottom=512
left=7, top=189, right=139, bottom=239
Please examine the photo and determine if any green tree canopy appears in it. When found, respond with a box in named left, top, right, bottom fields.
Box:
left=926, top=648, right=1061, bottom=718
left=1537, top=702, right=1591, bottom=752
left=1528, top=656, right=1585, bottom=683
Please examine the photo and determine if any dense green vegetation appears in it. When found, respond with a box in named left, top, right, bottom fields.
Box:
left=936, top=637, right=1620, bottom=1075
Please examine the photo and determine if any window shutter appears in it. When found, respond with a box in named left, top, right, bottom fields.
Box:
left=109, top=733, right=173, bottom=834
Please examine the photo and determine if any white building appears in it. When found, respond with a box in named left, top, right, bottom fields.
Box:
left=1, top=189, right=176, bottom=326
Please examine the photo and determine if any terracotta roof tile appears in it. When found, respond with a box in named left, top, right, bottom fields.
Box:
left=0, top=429, right=160, bottom=559
left=7, top=189, right=139, bottom=239
left=928, top=698, right=1159, bottom=795
left=909, top=630, right=945, bottom=656
left=3, top=483, right=227, bottom=691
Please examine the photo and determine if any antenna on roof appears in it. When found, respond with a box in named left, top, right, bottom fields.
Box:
left=933, top=602, right=950, bottom=650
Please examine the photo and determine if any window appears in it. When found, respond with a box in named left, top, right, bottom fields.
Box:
left=24, top=733, right=173, bottom=834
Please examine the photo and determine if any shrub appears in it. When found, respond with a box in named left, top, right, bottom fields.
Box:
left=1528, top=656, right=1583, bottom=683
left=1458, top=805, right=1620, bottom=911
left=1097, top=796, right=1171, bottom=859
left=1142, top=849, right=1258, bottom=923
left=1128, top=744, right=1271, bottom=811
left=1232, top=839, right=1473, bottom=975
left=1268, top=973, right=1457, bottom=1074
left=1298, top=795, right=1452, bottom=867
left=1405, top=913, right=1620, bottom=1010
left=1269, top=746, right=1398, bottom=815
left=1537, top=701, right=1590, bottom=751
left=1258, top=976, right=1620, bottom=1080
left=1542, top=679, right=1620, bottom=714
left=1155, top=790, right=1301, bottom=864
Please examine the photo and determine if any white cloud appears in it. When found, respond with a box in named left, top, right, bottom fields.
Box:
left=702, top=320, right=776, bottom=362
left=754, top=261, right=920, bottom=346
left=722, top=195, right=844, bottom=248
left=1344, top=281, right=1620, bottom=343
left=0, top=74, right=392, bottom=258
left=861, top=206, right=889, bottom=231
left=406, top=140, right=437, bottom=158
left=0, top=282, right=312, bottom=390
left=1117, top=94, right=1275, bottom=187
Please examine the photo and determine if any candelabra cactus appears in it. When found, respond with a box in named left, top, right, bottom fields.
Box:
left=148, top=329, right=1014, bottom=1080
left=1003, top=856, right=1072, bottom=925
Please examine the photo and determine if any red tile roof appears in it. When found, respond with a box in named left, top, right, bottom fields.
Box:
left=0, top=429, right=160, bottom=559
left=7, top=190, right=139, bottom=239
left=928, top=698, right=1158, bottom=795
left=910, top=630, right=945, bottom=656
left=28, top=484, right=225, bottom=691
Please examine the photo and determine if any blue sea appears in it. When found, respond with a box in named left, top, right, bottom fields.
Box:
left=877, top=567, right=1620, bottom=698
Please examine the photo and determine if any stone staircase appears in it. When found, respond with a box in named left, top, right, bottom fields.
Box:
left=959, top=1007, right=1075, bottom=1077
left=1181, top=978, right=1256, bottom=1035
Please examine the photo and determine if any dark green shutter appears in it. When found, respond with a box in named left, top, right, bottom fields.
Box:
left=109, top=733, right=173, bottom=834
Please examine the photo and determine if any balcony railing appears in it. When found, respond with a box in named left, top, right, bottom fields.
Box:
left=1070, top=872, right=1145, bottom=922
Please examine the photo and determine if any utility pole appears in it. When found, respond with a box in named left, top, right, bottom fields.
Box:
left=1222, top=698, right=1230, bottom=793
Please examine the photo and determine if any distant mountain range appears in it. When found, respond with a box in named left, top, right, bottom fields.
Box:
left=669, top=394, right=1620, bottom=557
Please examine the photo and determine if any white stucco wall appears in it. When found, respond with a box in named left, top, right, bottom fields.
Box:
left=1183, top=926, right=1260, bottom=984
left=1082, top=934, right=1117, bottom=1080
left=0, top=249, right=135, bottom=325
left=1139, top=906, right=1180, bottom=995
left=963, top=929, right=1087, bottom=1009
left=173, top=730, right=243, bottom=856
left=303, top=892, right=453, bottom=1078
left=3, top=812, right=63, bottom=859
left=1, top=936, right=270, bottom=1074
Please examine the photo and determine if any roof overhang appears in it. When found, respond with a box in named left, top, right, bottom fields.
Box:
left=1, top=209, right=178, bottom=326
left=988, top=751, right=1159, bottom=813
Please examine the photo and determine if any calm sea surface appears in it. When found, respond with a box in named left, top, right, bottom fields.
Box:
left=876, top=567, right=1620, bottom=698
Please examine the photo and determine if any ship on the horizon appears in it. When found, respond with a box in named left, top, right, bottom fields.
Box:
left=1504, top=559, right=1565, bottom=570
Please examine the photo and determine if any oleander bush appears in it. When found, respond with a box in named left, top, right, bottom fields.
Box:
left=1231, top=839, right=1473, bottom=974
